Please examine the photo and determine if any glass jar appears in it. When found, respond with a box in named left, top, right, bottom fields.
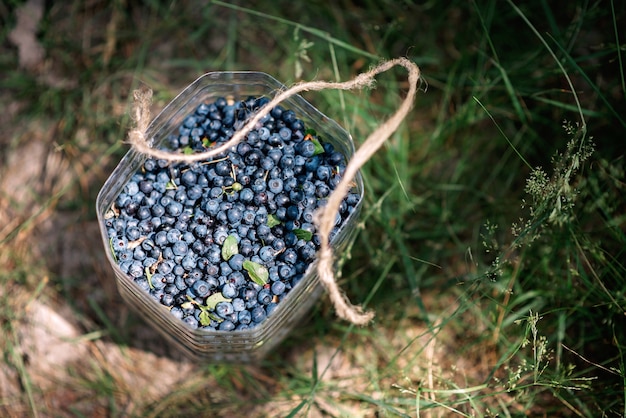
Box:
left=96, top=72, right=364, bottom=362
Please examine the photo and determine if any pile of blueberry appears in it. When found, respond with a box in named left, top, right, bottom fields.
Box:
left=104, top=95, right=360, bottom=331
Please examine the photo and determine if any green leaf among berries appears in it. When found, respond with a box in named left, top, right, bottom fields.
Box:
left=267, top=214, right=281, bottom=228
left=243, top=260, right=269, bottom=286
left=222, top=235, right=239, bottom=261
left=293, top=228, right=313, bottom=241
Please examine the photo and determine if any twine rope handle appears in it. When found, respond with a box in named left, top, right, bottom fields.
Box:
left=129, top=57, right=421, bottom=325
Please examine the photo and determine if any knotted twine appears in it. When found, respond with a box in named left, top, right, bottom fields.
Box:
left=128, top=57, right=421, bottom=325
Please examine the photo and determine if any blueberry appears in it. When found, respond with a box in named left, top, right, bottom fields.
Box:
left=125, top=226, right=141, bottom=241
left=275, top=207, right=287, bottom=221
left=222, top=282, right=237, bottom=299
left=150, top=273, right=166, bottom=290
left=281, top=109, right=296, bottom=124
left=165, top=229, right=181, bottom=244
left=290, top=118, right=305, bottom=131
left=244, top=149, right=263, bottom=166
left=289, top=189, right=305, bottom=203
left=259, top=246, right=275, bottom=262
left=172, top=241, right=189, bottom=256
left=125, top=181, right=140, bottom=196
left=118, top=250, right=133, bottom=262
left=206, top=245, right=221, bottom=264
left=174, top=276, right=186, bottom=291
left=204, top=199, right=220, bottom=216
left=216, top=301, right=234, bottom=318
left=279, top=264, right=295, bottom=279
left=172, top=264, right=185, bottom=277
left=133, top=247, right=147, bottom=261
left=118, top=260, right=132, bottom=274
left=267, top=178, right=284, bottom=194
left=270, top=105, right=284, bottom=119
left=278, top=127, right=292, bottom=141
left=214, top=227, right=229, bottom=245
left=253, top=191, right=268, bottom=206
left=192, top=280, right=211, bottom=297
left=195, top=256, right=209, bottom=270
left=255, top=211, right=268, bottom=227
left=128, top=261, right=144, bottom=278
left=271, top=238, right=286, bottom=252
left=299, top=222, right=315, bottom=234
left=194, top=224, right=208, bottom=238
left=195, top=103, right=210, bottom=116
left=186, top=185, right=203, bottom=201
left=228, top=253, right=245, bottom=271
left=162, top=293, right=175, bottom=307
left=142, top=257, right=158, bottom=268
left=257, top=288, right=272, bottom=305
left=214, top=160, right=231, bottom=176
left=316, top=165, right=331, bottom=181
left=232, top=297, right=246, bottom=312
left=239, top=188, right=254, bottom=203
left=328, top=151, right=345, bottom=166
left=301, top=208, right=315, bottom=224
left=286, top=205, right=300, bottom=220
left=227, top=206, right=243, bottom=224
left=240, top=209, right=255, bottom=225
left=260, top=156, right=275, bottom=171
left=222, top=177, right=235, bottom=189
left=167, top=307, right=183, bottom=321
left=238, top=309, right=252, bottom=325
left=251, top=178, right=266, bottom=193
left=237, top=142, right=252, bottom=157
left=243, top=286, right=257, bottom=301
left=294, top=154, right=307, bottom=169
left=166, top=201, right=183, bottom=217
left=218, top=320, right=236, bottom=331
left=256, top=224, right=271, bottom=240
left=220, top=261, right=233, bottom=277
left=251, top=306, right=267, bottom=323
left=258, top=126, right=271, bottom=140
left=282, top=145, right=295, bottom=156
left=138, top=180, right=154, bottom=194
left=143, top=159, right=157, bottom=172
left=157, top=260, right=175, bottom=275
left=181, top=254, right=197, bottom=271
left=279, top=155, right=295, bottom=169
left=271, top=281, right=286, bottom=295
left=297, top=140, right=316, bottom=158
left=180, top=170, right=196, bottom=186
left=183, top=316, right=199, bottom=329
left=183, top=115, right=198, bottom=129
left=124, top=201, right=139, bottom=215
left=299, top=243, right=317, bottom=262
left=205, top=276, right=219, bottom=290
left=239, top=239, right=253, bottom=256
left=281, top=248, right=298, bottom=265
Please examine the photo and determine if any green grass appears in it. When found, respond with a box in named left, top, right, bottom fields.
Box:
left=1, top=0, right=625, bottom=416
